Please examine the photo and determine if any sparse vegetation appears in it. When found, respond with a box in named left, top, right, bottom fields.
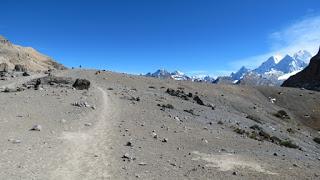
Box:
left=234, top=128, right=246, bottom=135
left=280, top=140, right=299, bottom=149
left=274, top=110, right=290, bottom=120
left=157, top=103, right=174, bottom=109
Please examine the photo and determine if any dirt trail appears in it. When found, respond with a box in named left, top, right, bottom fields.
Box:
left=52, top=87, right=117, bottom=180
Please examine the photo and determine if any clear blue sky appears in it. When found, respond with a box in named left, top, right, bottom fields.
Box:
left=1, top=0, right=320, bottom=76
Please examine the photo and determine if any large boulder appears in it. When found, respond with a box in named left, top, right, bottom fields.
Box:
left=14, top=64, right=27, bottom=72
left=0, top=63, right=8, bottom=72
left=282, top=47, right=320, bottom=91
left=73, top=79, right=91, bottom=90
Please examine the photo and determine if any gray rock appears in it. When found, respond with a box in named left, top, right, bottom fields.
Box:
left=30, top=125, right=42, bottom=131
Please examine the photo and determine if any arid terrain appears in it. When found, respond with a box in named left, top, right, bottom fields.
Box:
left=0, top=69, right=320, bottom=180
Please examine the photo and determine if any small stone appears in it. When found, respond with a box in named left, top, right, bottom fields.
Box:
left=8, top=139, right=21, bottom=144
left=201, top=138, right=208, bottom=144
left=273, top=153, right=278, bottom=156
left=125, top=141, right=133, bottom=147
left=138, top=162, right=147, bottom=166
left=162, top=138, right=168, bottom=143
left=84, top=123, right=92, bottom=127
left=152, top=133, right=158, bottom=139
left=232, top=172, right=237, bottom=175
left=30, top=125, right=42, bottom=131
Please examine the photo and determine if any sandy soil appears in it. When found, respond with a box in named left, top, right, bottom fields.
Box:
left=0, top=69, right=319, bottom=180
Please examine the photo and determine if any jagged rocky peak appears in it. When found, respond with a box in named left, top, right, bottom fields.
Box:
left=231, top=66, right=250, bottom=80
left=293, top=50, right=312, bottom=62
left=282, top=46, right=320, bottom=91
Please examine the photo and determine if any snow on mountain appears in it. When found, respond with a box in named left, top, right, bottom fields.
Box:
left=253, top=56, right=279, bottom=74
left=191, top=75, right=215, bottom=82
left=145, top=69, right=190, bottom=81
left=146, top=69, right=171, bottom=79
left=274, top=55, right=307, bottom=73
left=145, top=50, right=312, bottom=86
left=278, top=70, right=301, bottom=81
left=170, top=70, right=191, bottom=81
left=292, top=50, right=312, bottom=62
left=230, top=66, right=250, bottom=80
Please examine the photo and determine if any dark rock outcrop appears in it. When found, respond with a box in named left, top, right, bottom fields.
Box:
left=282, top=48, right=320, bottom=91
left=14, top=64, right=27, bottom=72
left=73, top=79, right=91, bottom=90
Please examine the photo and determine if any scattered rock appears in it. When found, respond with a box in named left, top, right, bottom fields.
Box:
left=14, top=64, right=27, bottom=72
left=125, top=141, right=133, bottom=147
left=269, top=97, right=276, bottom=103
left=30, top=125, right=42, bottom=131
left=246, top=115, right=262, bottom=124
left=72, top=101, right=90, bottom=107
left=73, top=79, right=91, bottom=90
left=158, top=103, right=174, bottom=110
left=22, top=72, right=30, bottom=76
left=201, top=138, right=208, bottom=143
left=313, top=137, right=320, bottom=144
left=162, top=138, right=168, bottom=143
left=274, top=110, right=290, bottom=120
left=250, top=124, right=262, bottom=131
left=8, top=139, right=21, bottom=144
left=280, top=140, right=299, bottom=149
left=152, top=133, right=158, bottom=139
left=217, top=121, right=224, bottom=125
left=122, top=153, right=134, bottom=161
left=193, top=95, right=205, bottom=106
left=84, top=123, right=92, bottom=127
left=174, top=116, right=181, bottom=122
left=138, top=162, right=147, bottom=166
left=184, top=109, right=199, bottom=116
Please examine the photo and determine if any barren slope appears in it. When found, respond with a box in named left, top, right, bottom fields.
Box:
left=0, top=69, right=319, bottom=180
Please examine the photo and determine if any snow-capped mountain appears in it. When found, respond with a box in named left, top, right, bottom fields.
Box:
left=191, top=75, right=215, bottom=83
left=292, top=50, right=312, bottom=62
left=230, top=66, right=250, bottom=80
left=253, top=56, right=280, bottom=74
left=170, top=71, right=191, bottom=81
left=273, top=55, right=307, bottom=73
left=145, top=69, right=191, bottom=81
left=238, top=50, right=312, bottom=86
left=145, top=50, right=313, bottom=86
left=145, top=69, right=172, bottom=79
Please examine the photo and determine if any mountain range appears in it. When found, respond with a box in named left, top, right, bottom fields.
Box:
left=146, top=50, right=313, bottom=86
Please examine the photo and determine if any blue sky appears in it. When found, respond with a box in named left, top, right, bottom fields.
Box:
left=1, top=0, right=320, bottom=77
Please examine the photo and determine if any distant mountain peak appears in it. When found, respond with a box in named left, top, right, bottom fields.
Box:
left=292, top=50, right=312, bottom=62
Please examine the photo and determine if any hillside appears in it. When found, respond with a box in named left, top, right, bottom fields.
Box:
left=0, top=35, right=66, bottom=72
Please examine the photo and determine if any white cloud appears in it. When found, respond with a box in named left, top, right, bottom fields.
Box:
left=231, top=15, right=320, bottom=70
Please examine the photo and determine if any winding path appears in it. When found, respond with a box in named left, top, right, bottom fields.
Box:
left=52, top=87, right=116, bottom=180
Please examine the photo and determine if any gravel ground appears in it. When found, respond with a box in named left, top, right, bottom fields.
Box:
left=0, top=69, right=319, bottom=180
